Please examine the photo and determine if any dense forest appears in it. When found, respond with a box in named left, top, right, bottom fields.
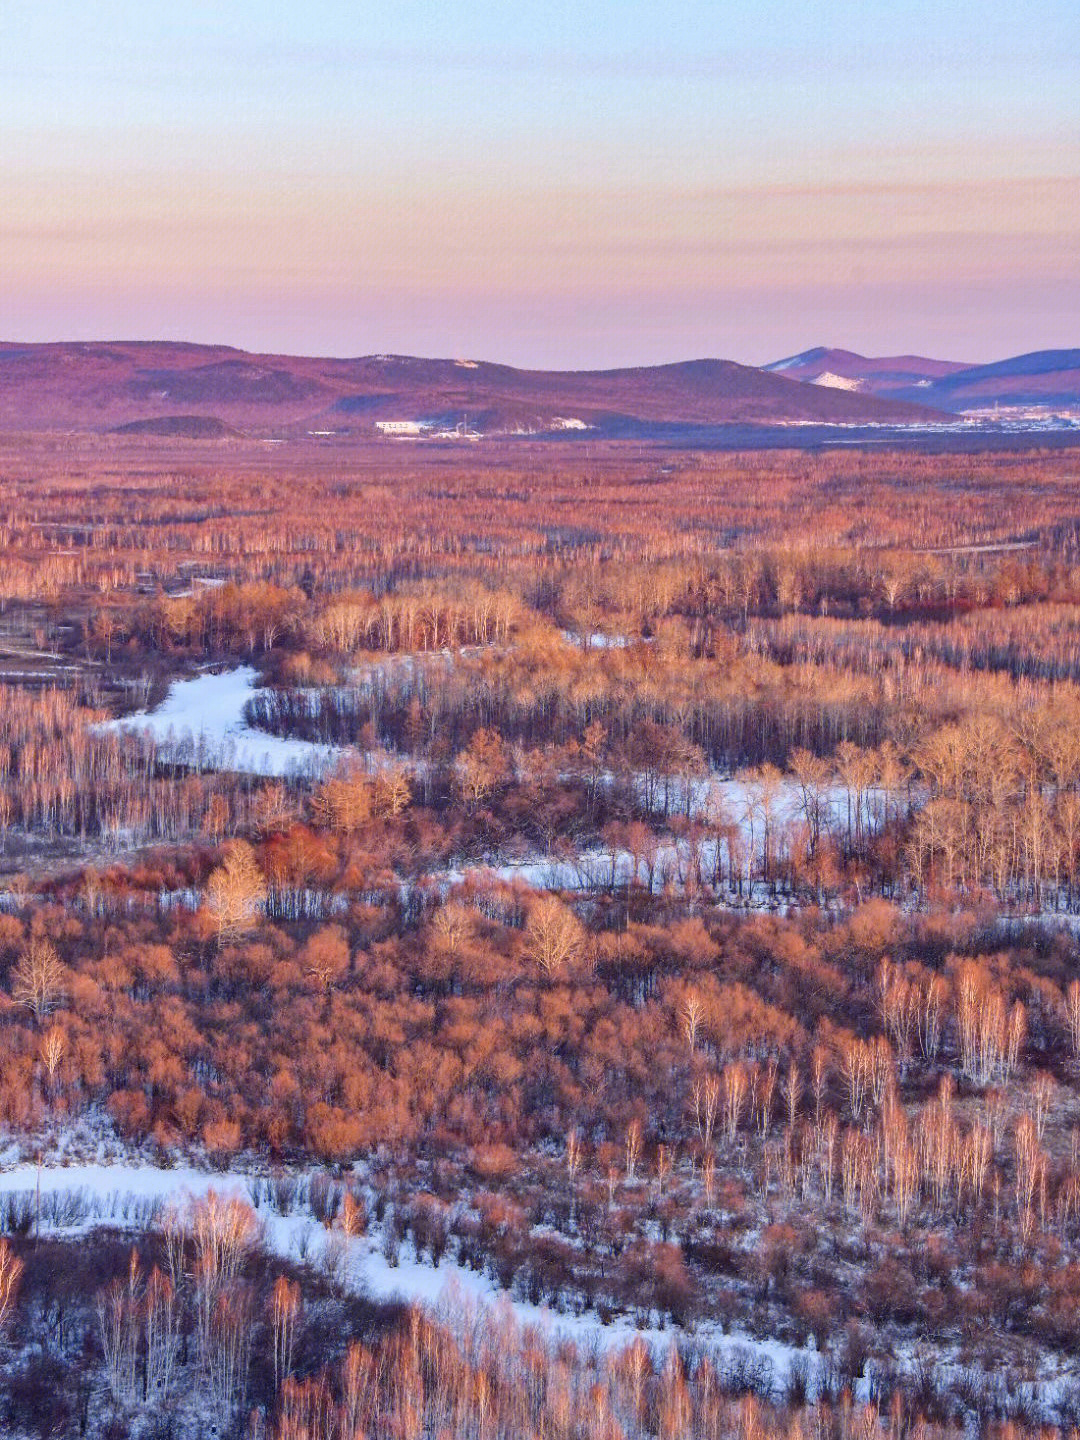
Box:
left=3, top=433, right=1080, bottom=1436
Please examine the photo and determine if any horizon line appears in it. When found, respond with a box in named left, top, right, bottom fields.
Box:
left=2, top=336, right=1077, bottom=370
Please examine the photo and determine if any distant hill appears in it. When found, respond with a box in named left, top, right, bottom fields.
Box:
left=764, top=346, right=1080, bottom=411
left=109, top=414, right=241, bottom=439
left=0, top=341, right=944, bottom=434
left=895, top=351, right=1080, bottom=410
left=764, top=348, right=970, bottom=398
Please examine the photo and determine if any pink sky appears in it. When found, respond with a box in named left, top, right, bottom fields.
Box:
left=2, top=2, right=1078, bottom=364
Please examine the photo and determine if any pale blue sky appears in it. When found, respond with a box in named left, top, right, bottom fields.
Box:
left=2, top=0, right=1078, bottom=363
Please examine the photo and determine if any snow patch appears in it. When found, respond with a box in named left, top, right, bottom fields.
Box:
left=811, top=372, right=862, bottom=391
left=106, top=666, right=344, bottom=778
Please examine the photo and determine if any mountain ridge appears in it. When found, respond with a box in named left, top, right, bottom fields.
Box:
left=0, top=341, right=944, bottom=433
left=764, top=346, right=1080, bottom=410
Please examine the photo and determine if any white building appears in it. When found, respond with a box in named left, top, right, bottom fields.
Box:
left=375, top=420, right=426, bottom=437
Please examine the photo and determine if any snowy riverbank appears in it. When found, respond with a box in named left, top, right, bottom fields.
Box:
left=0, top=1161, right=825, bottom=1398
left=107, top=666, right=344, bottom=777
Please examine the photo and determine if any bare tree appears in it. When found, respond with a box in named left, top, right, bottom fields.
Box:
left=818, top=1111, right=839, bottom=1204
left=145, top=1266, right=179, bottom=1400
left=839, top=1037, right=871, bottom=1120
left=680, top=990, right=704, bottom=1052
left=810, top=1044, right=829, bottom=1126
left=339, top=1190, right=365, bottom=1238
left=656, top=1143, right=673, bottom=1196
left=521, top=895, right=585, bottom=977
left=566, top=1130, right=582, bottom=1226
left=207, top=1284, right=255, bottom=1422
left=97, top=1250, right=142, bottom=1404
left=39, top=1023, right=66, bottom=1094
left=190, top=1191, right=260, bottom=1289
left=373, top=763, right=412, bottom=818
left=11, top=933, right=65, bottom=1024
left=782, top=1059, right=802, bottom=1129
left=701, top=1151, right=716, bottom=1207
left=1066, top=980, right=1080, bottom=1066
left=1033, top=1071, right=1054, bottom=1143
left=918, top=975, right=947, bottom=1061
left=625, top=1119, right=642, bottom=1183
left=271, top=1275, right=302, bottom=1392
left=0, top=1238, right=23, bottom=1338
left=302, top=926, right=350, bottom=1001
left=755, top=1058, right=777, bottom=1139
left=430, top=901, right=474, bottom=962
left=693, top=1073, right=720, bottom=1150
left=722, top=1061, right=748, bottom=1142
left=183, top=1190, right=261, bottom=1371
left=341, top=1340, right=376, bottom=1437
left=205, top=840, right=267, bottom=945
left=1014, top=1113, right=1043, bottom=1243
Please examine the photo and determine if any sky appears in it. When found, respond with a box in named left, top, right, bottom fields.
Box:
left=1, top=0, right=1078, bottom=366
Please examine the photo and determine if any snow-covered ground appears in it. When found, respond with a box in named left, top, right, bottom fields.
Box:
left=442, top=778, right=873, bottom=896
left=447, top=845, right=720, bottom=896
left=6, top=1161, right=1070, bottom=1415
left=107, top=661, right=869, bottom=829
left=104, top=663, right=888, bottom=906
left=561, top=630, right=633, bottom=649
left=0, top=1161, right=823, bottom=1397
left=107, top=666, right=345, bottom=778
